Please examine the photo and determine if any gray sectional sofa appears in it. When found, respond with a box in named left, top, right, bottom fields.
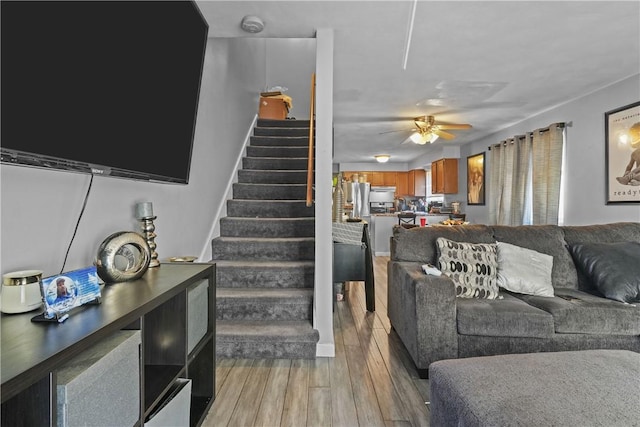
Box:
left=387, top=222, right=640, bottom=378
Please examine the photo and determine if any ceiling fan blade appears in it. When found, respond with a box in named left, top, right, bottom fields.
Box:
left=435, top=123, right=472, bottom=130
left=378, top=128, right=413, bottom=135
left=338, top=115, right=414, bottom=123
left=434, top=129, right=456, bottom=140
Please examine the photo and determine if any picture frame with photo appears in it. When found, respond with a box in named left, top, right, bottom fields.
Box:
left=605, top=101, right=640, bottom=204
left=32, top=266, right=102, bottom=323
left=467, top=152, right=485, bottom=205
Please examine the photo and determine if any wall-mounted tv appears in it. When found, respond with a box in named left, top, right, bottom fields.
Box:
left=1, top=1, right=209, bottom=184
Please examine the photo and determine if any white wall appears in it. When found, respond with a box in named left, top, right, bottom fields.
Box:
left=459, top=74, right=640, bottom=225
left=265, top=39, right=316, bottom=120
left=1, top=37, right=267, bottom=276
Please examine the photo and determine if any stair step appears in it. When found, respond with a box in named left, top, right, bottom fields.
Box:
left=243, top=157, right=308, bottom=170
left=254, top=127, right=309, bottom=137
left=213, top=117, right=318, bottom=359
left=246, top=145, right=309, bottom=158
left=216, top=320, right=319, bottom=359
left=250, top=136, right=309, bottom=147
left=233, top=183, right=307, bottom=200
left=211, top=237, right=315, bottom=261
left=215, top=260, right=314, bottom=288
left=227, top=200, right=314, bottom=218
left=216, top=288, right=313, bottom=321
left=237, top=169, right=309, bottom=184
left=257, top=119, right=311, bottom=128
left=220, top=217, right=314, bottom=238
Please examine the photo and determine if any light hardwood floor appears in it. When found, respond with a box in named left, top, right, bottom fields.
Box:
left=203, top=256, right=431, bottom=427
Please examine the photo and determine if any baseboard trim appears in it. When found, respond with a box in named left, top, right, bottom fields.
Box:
left=316, top=343, right=335, bottom=357
left=198, top=114, right=258, bottom=262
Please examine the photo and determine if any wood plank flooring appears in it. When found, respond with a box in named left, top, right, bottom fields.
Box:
left=203, top=256, right=431, bottom=427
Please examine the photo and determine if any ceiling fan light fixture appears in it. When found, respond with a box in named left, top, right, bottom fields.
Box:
left=428, top=133, right=439, bottom=143
left=410, top=132, right=425, bottom=144
left=375, top=154, right=391, bottom=163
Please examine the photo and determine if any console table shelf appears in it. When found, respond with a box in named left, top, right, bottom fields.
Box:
left=1, top=263, right=215, bottom=427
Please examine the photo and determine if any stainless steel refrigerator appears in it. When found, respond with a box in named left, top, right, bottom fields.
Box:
left=348, top=181, right=370, bottom=218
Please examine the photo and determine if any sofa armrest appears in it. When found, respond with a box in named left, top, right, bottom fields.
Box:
left=387, top=261, right=458, bottom=372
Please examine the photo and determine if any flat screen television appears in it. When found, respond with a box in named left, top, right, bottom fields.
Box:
left=1, top=1, right=209, bottom=184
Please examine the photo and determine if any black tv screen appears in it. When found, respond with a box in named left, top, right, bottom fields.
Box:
left=1, top=1, right=209, bottom=184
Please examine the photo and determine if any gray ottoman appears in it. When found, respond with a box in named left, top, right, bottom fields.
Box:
left=429, top=350, right=640, bottom=426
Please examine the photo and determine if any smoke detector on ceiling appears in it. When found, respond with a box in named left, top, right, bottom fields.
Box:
left=241, top=15, right=264, bottom=33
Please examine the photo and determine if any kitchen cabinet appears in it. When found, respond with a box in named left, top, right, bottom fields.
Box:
left=341, top=172, right=357, bottom=182
left=367, top=172, right=384, bottom=185
left=342, top=171, right=394, bottom=187
left=396, top=172, right=409, bottom=196
left=396, top=170, right=425, bottom=197
left=341, top=171, right=419, bottom=194
left=408, top=169, right=426, bottom=197
left=382, top=172, right=397, bottom=186
left=431, top=158, right=458, bottom=194
left=368, top=172, right=384, bottom=186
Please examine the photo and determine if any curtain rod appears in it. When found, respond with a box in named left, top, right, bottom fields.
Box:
left=488, top=122, right=564, bottom=150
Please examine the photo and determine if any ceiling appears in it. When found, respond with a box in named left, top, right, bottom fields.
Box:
left=197, top=1, right=640, bottom=166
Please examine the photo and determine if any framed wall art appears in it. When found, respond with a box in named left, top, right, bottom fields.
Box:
left=605, top=101, right=640, bottom=204
left=467, top=152, right=485, bottom=205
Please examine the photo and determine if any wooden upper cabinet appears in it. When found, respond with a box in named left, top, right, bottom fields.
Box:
left=367, top=172, right=384, bottom=186
left=341, top=171, right=354, bottom=182
left=341, top=171, right=422, bottom=196
left=410, top=169, right=426, bottom=197
left=382, top=172, right=397, bottom=186
left=395, top=172, right=409, bottom=197
left=343, top=171, right=395, bottom=187
left=431, top=159, right=458, bottom=194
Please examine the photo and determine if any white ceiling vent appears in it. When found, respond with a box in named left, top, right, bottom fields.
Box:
left=240, top=15, right=264, bottom=33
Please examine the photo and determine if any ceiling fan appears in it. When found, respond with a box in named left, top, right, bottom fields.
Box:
left=381, top=115, right=472, bottom=145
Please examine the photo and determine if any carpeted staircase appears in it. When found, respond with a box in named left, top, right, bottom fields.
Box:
left=212, top=118, right=319, bottom=359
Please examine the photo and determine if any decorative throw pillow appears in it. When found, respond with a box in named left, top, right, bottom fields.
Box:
left=436, top=237, right=499, bottom=299
left=496, top=242, right=554, bottom=297
left=568, top=242, right=640, bottom=303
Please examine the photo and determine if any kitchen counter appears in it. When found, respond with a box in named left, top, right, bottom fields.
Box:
left=369, top=214, right=398, bottom=256
left=369, top=213, right=463, bottom=255
left=372, top=212, right=455, bottom=216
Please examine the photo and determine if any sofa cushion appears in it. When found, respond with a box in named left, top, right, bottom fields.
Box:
left=496, top=242, right=554, bottom=297
left=568, top=241, right=640, bottom=304
left=562, top=222, right=640, bottom=245
left=456, top=292, right=555, bottom=338
left=491, top=225, right=578, bottom=289
left=512, top=288, right=640, bottom=335
left=436, top=238, right=499, bottom=299
left=390, top=224, right=495, bottom=264
left=562, top=222, right=640, bottom=292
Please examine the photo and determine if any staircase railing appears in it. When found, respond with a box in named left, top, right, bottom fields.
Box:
left=306, top=73, right=316, bottom=207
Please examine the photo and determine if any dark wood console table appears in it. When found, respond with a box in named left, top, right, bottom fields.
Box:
left=333, top=222, right=375, bottom=312
left=1, top=263, right=215, bottom=427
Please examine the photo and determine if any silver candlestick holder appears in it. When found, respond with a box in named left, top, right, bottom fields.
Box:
left=139, top=216, right=160, bottom=268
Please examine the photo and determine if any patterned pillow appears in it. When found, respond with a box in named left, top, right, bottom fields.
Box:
left=436, top=237, right=499, bottom=299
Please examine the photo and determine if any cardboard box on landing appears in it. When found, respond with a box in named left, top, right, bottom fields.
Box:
left=258, top=91, right=292, bottom=119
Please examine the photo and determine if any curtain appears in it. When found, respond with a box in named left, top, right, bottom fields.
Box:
left=532, top=123, right=564, bottom=224
left=489, top=135, right=531, bottom=225
left=489, top=123, right=563, bottom=225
